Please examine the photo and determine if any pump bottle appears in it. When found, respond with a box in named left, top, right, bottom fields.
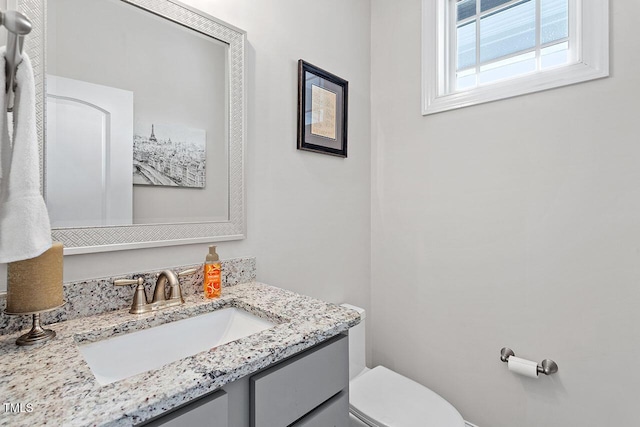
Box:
left=204, top=246, right=221, bottom=298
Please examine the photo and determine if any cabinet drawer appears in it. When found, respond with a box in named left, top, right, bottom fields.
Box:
left=139, top=389, right=228, bottom=427
left=251, top=334, right=348, bottom=427
left=291, top=390, right=349, bottom=427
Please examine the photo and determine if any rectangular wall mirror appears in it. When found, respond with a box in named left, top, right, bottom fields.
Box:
left=17, top=0, right=246, bottom=254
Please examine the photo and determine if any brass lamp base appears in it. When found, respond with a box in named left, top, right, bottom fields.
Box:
left=16, top=313, right=56, bottom=346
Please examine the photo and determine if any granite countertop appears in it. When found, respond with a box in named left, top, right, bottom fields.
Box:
left=0, top=282, right=360, bottom=427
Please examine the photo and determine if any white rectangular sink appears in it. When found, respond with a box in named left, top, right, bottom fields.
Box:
left=78, top=307, right=276, bottom=385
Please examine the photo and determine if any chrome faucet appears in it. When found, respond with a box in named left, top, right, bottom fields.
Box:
left=114, top=268, right=197, bottom=314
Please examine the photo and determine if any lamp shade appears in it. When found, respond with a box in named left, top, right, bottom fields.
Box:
left=6, top=242, right=64, bottom=314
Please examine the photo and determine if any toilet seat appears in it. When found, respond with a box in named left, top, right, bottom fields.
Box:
left=349, top=366, right=465, bottom=427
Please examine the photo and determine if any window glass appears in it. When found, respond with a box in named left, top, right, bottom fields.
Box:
left=457, top=0, right=476, bottom=21
left=457, top=22, right=477, bottom=70
left=541, top=0, right=568, bottom=44
left=541, top=41, right=569, bottom=69
left=452, top=0, right=570, bottom=89
left=480, top=0, right=513, bottom=12
left=479, top=51, right=536, bottom=84
left=479, top=0, right=536, bottom=64
left=456, top=68, right=477, bottom=90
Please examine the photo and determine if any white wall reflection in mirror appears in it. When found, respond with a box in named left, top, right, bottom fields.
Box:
left=45, top=0, right=229, bottom=227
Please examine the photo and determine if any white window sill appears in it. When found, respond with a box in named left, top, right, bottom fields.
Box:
left=422, top=59, right=609, bottom=115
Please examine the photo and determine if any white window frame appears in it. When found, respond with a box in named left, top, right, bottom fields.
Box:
left=422, top=0, right=609, bottom=115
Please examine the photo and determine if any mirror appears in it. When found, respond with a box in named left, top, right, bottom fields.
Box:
left=18, top=0, right=246, bottom=253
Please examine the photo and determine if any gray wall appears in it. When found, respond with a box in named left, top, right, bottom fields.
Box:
left=1, top=0, right=371, bottom=328
left=370, top=1, right=640, bottom=426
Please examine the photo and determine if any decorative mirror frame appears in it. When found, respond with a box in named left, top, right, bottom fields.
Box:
left=17, top=0, right=246, bottom=254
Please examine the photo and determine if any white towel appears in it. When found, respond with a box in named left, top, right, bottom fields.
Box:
left=0, top=47, right=52, bottom=263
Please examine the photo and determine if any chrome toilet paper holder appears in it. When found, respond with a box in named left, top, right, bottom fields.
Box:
left=500, top=347, right=559, bottom=376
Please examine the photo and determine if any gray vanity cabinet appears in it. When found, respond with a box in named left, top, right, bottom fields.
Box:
left=251, top=334, right=349, bottom=427
left=141, top=390, right=229, bottom=426
left=139, top=334, right=349, bottom=427
left=291, top=390, right=349, bottom=427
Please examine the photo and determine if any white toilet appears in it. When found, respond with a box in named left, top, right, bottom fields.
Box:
left=342, top=304, right=465, bottom=427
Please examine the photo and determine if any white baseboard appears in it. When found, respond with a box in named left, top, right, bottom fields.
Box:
left=465, top=422, right=480, bottom=427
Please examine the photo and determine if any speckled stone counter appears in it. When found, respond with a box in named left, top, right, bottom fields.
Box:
left=0, top=282, right=360, bottom=427
left=0, top=257, right=257, bottom=336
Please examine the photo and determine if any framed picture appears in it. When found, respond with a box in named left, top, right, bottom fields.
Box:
left=297, top=60, right=348, bottom=157
left=133, top=122, right=207, bottom=188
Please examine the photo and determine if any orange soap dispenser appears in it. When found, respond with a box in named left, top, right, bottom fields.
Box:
left=204, top=245, right=221, bottom=298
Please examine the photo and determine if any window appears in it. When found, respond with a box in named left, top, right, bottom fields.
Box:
left=422, top=0, right=608, bottom=115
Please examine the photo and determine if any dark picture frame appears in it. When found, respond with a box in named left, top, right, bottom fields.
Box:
left=297, top=60, right=348, bottom=158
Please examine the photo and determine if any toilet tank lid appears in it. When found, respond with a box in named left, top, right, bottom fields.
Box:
left=340, top=303, right=366, bottom=319
left=350, top=366, right=465, bottom=427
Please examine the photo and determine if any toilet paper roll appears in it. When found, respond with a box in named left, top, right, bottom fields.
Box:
left=508, top=356, right=539, bottom=378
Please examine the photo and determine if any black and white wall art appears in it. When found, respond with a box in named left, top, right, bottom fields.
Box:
left=133, top=123, right=207, bottom=188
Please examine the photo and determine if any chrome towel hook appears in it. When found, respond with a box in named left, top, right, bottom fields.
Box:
left=0, top=9, right=32, bottom=112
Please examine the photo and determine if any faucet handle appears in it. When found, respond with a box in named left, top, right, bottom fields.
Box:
left=114, top=277, right=148, bottom=314
left=177, top=268, right=198, bottom=277
left=114, top=277, right=144, bottom=287
left=168, top=268, right=196, bottom=301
